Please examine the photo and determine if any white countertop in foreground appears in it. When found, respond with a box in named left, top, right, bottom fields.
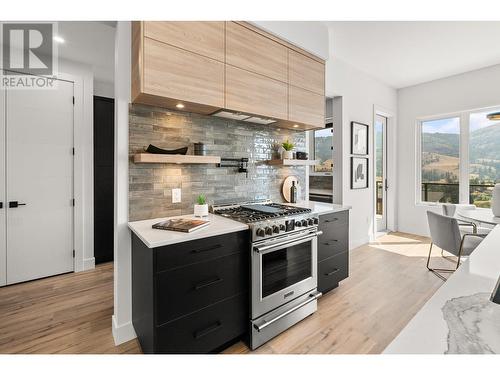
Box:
left=128, top=213, right=249, bottom=248
left=384, top=225, right=500, bottom=354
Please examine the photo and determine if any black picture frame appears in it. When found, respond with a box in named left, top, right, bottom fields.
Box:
left=351, top=157, right=369, bottom=189
left=351, top=121, right=369, bottom=155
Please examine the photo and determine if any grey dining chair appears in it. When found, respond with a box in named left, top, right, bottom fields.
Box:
left=426, top=211, right=486, bottom=280
left=441, top=203, right=491, bottom=235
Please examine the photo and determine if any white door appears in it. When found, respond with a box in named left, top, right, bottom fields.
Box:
left=6, top=79, right=74, bottom=284
left=375, top=114, right=388, bottom=232
left=0, top=89, right=6, bottom=286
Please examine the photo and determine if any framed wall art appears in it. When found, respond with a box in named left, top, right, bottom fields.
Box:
left=351, top=121, right=369, bottom=155
left=351, top=157, right=369, bottom=189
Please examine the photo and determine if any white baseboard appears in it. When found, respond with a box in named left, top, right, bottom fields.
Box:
left=349, top=236, right=370, bottom=250
left=83, top=257, right=95, bottom=271
left=112, top=315, right=137, bottom=346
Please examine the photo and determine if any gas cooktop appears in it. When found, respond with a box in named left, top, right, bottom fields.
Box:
left=211, top=201, right=311, bottom=223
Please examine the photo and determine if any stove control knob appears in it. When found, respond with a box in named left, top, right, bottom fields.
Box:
left=313, top=217, right=319, bottom=225
left=308, top=218, right=314, bottom=226
left=301, top=219, right=308, bottom=227
left=256, top=228, right=265, bottom=237
left=279, top=224, right=286, bottom=231
left=295, top=220, right=302, bottom=227
left=273, top=225, right=280, bottom=234
left=265, top=227, right=273, bottom=235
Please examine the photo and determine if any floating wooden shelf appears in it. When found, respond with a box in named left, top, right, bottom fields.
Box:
left=134, top=154, right=221, bottom=164
left=266, top=159, right=319, bottom=166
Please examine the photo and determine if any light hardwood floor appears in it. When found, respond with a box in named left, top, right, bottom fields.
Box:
left=0, top=232, right=449, bottom=354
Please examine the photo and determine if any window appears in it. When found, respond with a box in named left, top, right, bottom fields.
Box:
left=420, top=117, right=460, bottom=203
left=469, top=109, right=500, bottom=207
left=418, top=107, right=500, bottom=206
left=313, top=126, right=333, bottom=173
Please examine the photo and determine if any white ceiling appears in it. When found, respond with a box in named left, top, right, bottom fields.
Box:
left=325, top=21, right=500, bottom=89
left=57, top=21, right=115, bottom=83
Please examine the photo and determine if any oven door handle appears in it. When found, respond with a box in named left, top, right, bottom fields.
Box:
left=254, top=231, right=323, bottom=254
left=253, top=291, right=322, bottom=332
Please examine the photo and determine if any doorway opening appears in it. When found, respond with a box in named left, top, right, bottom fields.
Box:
left=375, top=114, right=388, bottom=233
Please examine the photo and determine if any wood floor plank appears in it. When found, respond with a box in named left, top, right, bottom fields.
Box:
left=0, top=232, right=447, bottom=354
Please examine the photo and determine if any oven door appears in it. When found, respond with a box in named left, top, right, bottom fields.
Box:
left=251, top=229, right=320, bottom=319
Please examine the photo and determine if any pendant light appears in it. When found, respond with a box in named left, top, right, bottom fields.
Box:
left=487, top=112, right=500, bottom=121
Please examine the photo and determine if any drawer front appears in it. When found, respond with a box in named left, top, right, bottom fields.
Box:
left=156, top=293, right=248, bottom=354
left=226, top=22, right=288, bottom=82
left=318, top=224, right=348, bottom=261
left=318, top=252, right=349, bottom=294
left=156, top=252, right=248, bottom=325
left=319, top=210, right=349, bottom=228
left=155, top=230, right=249, bottom=272
left=144, top=21, right=225, bottom=62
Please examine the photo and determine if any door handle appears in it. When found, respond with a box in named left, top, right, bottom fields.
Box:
left=0, top=202, right=2, bottom=209
left=9, top=201, right=27, bottom=208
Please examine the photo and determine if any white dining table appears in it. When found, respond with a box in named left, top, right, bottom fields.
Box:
left=457, top=208, right=500, bottom=226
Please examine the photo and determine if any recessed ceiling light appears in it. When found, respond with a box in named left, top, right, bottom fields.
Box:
left=53, top=36, right=65, bottom=44
left=175, top=103, right=185, bottom=109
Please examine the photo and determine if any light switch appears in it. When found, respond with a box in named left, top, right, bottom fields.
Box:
left=172, top=188, right=181, bottom=203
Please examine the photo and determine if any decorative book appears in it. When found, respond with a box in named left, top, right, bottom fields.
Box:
left=152, top=218, right=210, bottom=233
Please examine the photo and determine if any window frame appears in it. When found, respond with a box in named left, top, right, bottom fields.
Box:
left=416, top=105, right=500, bottom=206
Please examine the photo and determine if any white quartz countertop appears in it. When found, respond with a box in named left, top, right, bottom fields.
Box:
left=285, top=200, right=351, bottom=215
left=384, top=225, right=500, bottom=354
left=128, top=213, right=249, bottom=248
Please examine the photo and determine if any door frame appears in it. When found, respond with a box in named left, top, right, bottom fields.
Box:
left=373, top=105, right=396, bottom=236
left=374, top=113, right=388, bottom=232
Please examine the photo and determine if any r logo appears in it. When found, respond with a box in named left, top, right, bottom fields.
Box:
left=2, top=23, right=53, bottom=75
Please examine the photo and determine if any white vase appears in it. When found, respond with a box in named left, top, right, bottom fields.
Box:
left=282, top=150, right=293, bottom=160
left=194, top=204, right=209, bottom=218
left=492, top=184, right=500, bottom=217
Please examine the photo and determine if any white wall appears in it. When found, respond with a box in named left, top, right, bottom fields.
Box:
left=397, top=64, right=500, bottom=236
left=326, top=57, right=398, bottom=248
left=250, top=21, right=329, bottom=60
left=112, top=21, right=135, bottom=345
left=94, top=80, right=114, bottom=98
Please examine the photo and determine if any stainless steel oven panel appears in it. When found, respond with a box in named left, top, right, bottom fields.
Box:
left=250, top=291, right=322, bottom=349
left=251, top=229, right=319, bottom=319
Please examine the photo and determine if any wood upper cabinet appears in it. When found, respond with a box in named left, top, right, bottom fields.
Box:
left=225, top=22, right=287, bottom=82
left=225, top=65, right=287, bottom=120
left=143, top=21, right=225, bottom=62
left=289, top=85, right=325, bottom=128
left=289, top=50, right=325, bottom=95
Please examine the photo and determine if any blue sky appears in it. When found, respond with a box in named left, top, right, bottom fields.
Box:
left=422, top=110, right=500, bottom=134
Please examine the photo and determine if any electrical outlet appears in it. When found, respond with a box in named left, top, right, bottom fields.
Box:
left=172, top=188, right=181, bottom=203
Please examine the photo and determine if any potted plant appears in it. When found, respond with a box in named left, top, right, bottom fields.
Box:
left=281, top=140, right=294, bottom=160
left=194, top=194, right=209, bottom=217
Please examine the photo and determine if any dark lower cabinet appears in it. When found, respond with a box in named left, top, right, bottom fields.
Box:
left=132, top=230, right=249, bottom=354
left=317, top=210, right=349, bottom=294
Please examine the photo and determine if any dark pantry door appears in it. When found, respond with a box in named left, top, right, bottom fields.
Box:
left=94, top=96, right=114, bottom=264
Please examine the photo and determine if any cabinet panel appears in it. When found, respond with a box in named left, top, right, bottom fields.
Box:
left=0, top=89, right=5, bottom=286
left=144, top=21, right=225, bottom=62
left=226, top=22, right=287, bottom=82
left=289, top=85, right=325, bottom=128
left=226, top=65, right=287, bottom=120
left=143, top=38, right=224, bottom=109
left=318, top=252, right=349, bottom=294
left=289, top=50, right=325, bottom=95
left=156, top=293, right=247, bottom=354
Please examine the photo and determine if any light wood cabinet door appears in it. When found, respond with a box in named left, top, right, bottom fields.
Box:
left=225, top=65, right=287, bottom=120
left=144, top=21, right=225, bottom=62
left=289, top=50, right=325, bottom=95
left=226, top=22, right=287, bottom=82
left=143, top=38, right=224, bottom=109
left=289, top=85, right=325, bottom=128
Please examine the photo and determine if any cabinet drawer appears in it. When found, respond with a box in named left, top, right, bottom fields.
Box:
left=318, top=252, right=348, bottom=294
left=156, top=252, right=248, bottom=325
left=318, top=226, right=348, bottom=261
left=288, top=85, right=325, bottom=128
left=156, top=293, right=248, bottom=353
left=289, top=50, right=325, bottom=95
left=225, top=65, right=288, bottom=120
left=144, top=21, right=225, bottom=62
left=226, top=22, right=287, bottom=82
left=155, top=230, right=249, bottom=272
left=143, top=38, right=224, bottom=108
left=319, top=211, right=349, bottom=229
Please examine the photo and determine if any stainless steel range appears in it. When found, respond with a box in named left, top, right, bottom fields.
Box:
left=211, top=200, right=323, bottom=349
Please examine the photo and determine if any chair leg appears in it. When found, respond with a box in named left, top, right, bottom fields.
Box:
left=426, top=242, right=459, bottom=281
left=441, top=248, right=457, bottom=263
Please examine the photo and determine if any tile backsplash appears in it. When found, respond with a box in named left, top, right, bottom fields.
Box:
left=129, top=104, right=307, bottom=221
